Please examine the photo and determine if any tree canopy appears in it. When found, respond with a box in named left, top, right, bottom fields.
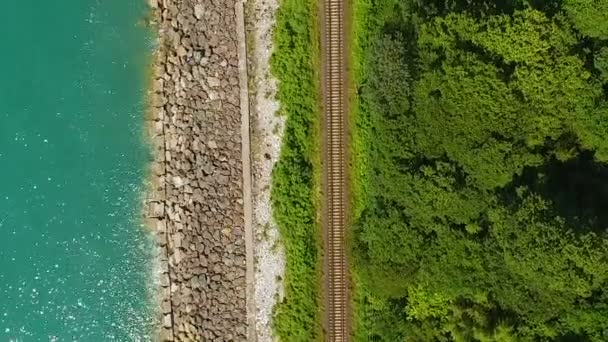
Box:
left=563, top=0, right=608, bottom=39
left=352, top=0, right=608, bottom=341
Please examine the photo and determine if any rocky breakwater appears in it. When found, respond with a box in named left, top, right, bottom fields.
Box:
left=146, top=0, right=247, bottom=340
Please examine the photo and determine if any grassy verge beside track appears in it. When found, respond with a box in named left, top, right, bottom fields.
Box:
left=349, top=0, right=409, bottom=339
left=271, top=0, right=323, bottom=340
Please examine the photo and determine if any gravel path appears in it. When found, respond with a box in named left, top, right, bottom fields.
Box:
left=245, top=0, right=286, bottom=341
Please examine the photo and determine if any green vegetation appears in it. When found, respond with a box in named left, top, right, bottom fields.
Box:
left=351, top=0, right=608, bottom=341
left=563, top=0, right=608, bottom=39
left=271, top=0, right=322, bottom=340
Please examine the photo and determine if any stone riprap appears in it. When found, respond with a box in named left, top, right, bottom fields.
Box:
left=146, top=0, right=247, bottom=340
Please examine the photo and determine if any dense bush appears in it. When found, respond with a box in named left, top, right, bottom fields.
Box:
left=352, top=0, right=608, bottom=341
left=271, top=0, right=322, bottom=340
left=563, top=0, right=608, bottom=39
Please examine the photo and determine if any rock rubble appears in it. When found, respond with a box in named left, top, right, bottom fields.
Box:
left=146, top=0, right=247, bottom=340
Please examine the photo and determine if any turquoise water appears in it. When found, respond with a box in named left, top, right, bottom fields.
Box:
left=0, top=1, right=155, bottom=340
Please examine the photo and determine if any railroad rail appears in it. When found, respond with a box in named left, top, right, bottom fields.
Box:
left=323, top=0, right=348, bottom=339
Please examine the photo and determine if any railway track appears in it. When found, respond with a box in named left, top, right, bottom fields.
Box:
left=323, top=0, right=348, bottom=339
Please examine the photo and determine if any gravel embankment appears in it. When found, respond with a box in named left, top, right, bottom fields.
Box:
left=245, top=0, right=286, bottom=341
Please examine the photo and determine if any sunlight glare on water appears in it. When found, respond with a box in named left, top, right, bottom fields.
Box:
left=0, top=0, right=157, bottom=340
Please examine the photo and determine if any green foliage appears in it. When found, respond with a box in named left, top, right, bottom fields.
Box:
left=271, top=0, right=322, bottom=340
left=415, top=8, right=608, bottom=189
left=564, top=0, right=608, bottom=39
left=595, top=47, right=608, bottom=82
left=365, top=34, right=412, bottom=117
left=351, top=0, right=608, bottom=341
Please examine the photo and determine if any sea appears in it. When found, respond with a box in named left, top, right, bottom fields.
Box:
left=0, top=0, right=156, bottom=340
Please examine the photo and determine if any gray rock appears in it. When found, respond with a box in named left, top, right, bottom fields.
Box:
left=177, top=45, right=188, bottom=58
left=172, top=176, right=185, bottom=187
left=149, top=202, right=165, bottom=218
left=163, top=314, right=172, bottom=328
left=194, top=4, right=205, bottom=19
left=207, top=76, right=221, bottom=88
left=173, top=233, right=183, bottom=249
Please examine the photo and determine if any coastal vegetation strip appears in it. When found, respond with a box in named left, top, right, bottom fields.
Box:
left=271, top=0, right=323, bottom=340
left=351, top=0, right=608, bottom=341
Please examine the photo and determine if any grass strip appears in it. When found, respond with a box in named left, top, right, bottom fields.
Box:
left=271, top=0, right=323, bottom=340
